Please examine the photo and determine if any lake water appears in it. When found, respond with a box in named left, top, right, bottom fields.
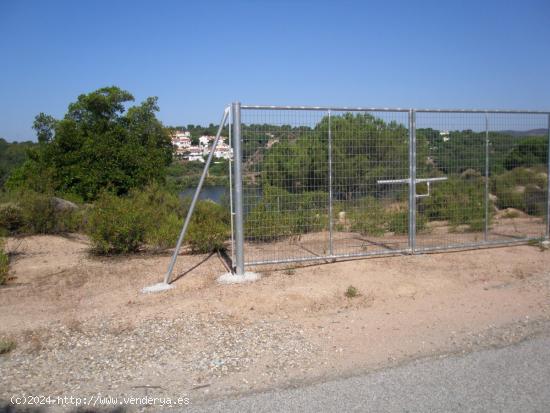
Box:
left=180, top=185, right=227, bottom=204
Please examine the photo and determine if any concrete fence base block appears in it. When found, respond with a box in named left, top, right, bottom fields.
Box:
left=141, top=282, right=174, bottom=294
left=217, top=272, right=261, bottom=284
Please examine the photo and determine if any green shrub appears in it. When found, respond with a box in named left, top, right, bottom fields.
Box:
left=86, top=184, right=231, bottom=255
left=130, top=184, right=186, bottom=251
left=186, top=200, right=230, bottom=253
left=0, top=203, right=24, bottom=232
left=144, top=212, right=181, bottom=250
left=0, top=338, right=15, bottom=354
left=0, top=190, right=83, bottom=235
left=496, top=189, right=526, bottom=211
left=492, top=167, right=548, bottom=216
left=245, top=204, right=293, bottom=241
left=86, top=192, right=147, bottom=254
left=18, top=191, right=57, bottom=233
left=345, top=285, right=359, bottom=298
left=524, top=184, right=547, bottom=216
left=386, top=210, right=427, bottom=234
left=245, top=185, right=328, bottom=241
left=348, top=197, right=386, bottom=236
left=419, top=177, right=488, bottom=231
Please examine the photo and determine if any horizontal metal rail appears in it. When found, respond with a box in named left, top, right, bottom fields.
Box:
left=414, top=237, right=544, bottom=253
left=241, top=105, right=550, bottom=115
left=245, top=238, right=543, bottom=267
left=377, top=177, right=448, bottom=185
left=245, top=248, right=412, bottom=266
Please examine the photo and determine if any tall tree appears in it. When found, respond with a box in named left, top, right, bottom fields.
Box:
left=8, top=86, right=172, bottom=200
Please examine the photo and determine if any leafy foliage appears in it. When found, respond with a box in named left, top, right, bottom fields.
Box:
left=245, top=185, right=328, bottom=241
left=8, top=87, right=172, bottom=200
left=504, top=137, right=548, bottom=170
left=0, top=138, right=36, bottom=187
left=86, top=191, right=147, bottom=254
left=418, top=177, right=487, bottom=231
left=346, top=197, right=386, bottom=236
left=186, top=201, right=231, bottom=253
left=86, top=185, right=230, bottom=255
left=0, top=190, right=82, bottom=235
left=491, top=167, right=548, bottom=215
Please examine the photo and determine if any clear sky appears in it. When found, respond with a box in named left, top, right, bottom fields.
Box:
left=1, top=0, right=549, bottom=141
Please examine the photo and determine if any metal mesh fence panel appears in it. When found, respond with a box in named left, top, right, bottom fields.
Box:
left=414, top=112, right=488, bottom=250
left=234, top=106, right=549, bottom=268
left=487, top=113, right=548, bottom=243
left=240, top=109, right=329, bottom=265
left=329, top=110, right=410, bottom=257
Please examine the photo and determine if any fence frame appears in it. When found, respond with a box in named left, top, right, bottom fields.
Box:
left=231, top=103, right=550, bottom=269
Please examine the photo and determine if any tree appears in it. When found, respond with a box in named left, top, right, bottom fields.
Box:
left=8, top=86, right=173, bottom=200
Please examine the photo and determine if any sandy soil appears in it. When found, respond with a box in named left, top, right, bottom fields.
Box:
left=1, top=234, right=550, bottom=408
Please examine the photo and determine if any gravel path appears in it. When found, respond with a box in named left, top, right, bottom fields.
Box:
left=1, top=312, right=319, bottom=409
left=182, top=329, right=550, bottom=413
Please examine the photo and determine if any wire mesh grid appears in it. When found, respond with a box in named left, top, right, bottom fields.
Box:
left=240, top=109, right=329, bottom=264
left=487, top=113, right=548, bottom=242
left=329, top=110, right=410, bottom=257
left=414, top=112, right=488, bottom=250
left=235, top=106, right=549, bottom=267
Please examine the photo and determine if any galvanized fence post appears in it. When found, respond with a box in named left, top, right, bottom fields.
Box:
left=328, top=109, right=334, bottom=256
left=484, top=113, right=490, bottom=242
left=232, top=102, right=245, bottom=275
left=408, top=109, right=417, bottom=253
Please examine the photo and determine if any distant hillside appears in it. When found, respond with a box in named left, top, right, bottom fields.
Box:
left=0, top=138, right=37, bottom=186
left=499, top=128, right=548, bottom=137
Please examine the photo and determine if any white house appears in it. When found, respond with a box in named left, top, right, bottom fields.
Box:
left=440, top=131, right=450, bottom=142
left=171, top=130, right=192, bottom=149
left=187, top=146, right=205, bottom=163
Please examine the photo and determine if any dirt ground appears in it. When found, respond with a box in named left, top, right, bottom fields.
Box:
left=1, top=234, right=550, bottom=410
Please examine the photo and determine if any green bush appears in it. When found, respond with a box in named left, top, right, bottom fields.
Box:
left=245, top=185, right=328, bottom=241
left=0, top=338, right=16, bottom=354
left=0, top=203, right=24, bottom=232
left=524, top=184, right=547, bottom=216
left=186, top=200, right=230, bottom=253
left=86, top=184, right=231, bottom=255
left=496, top=189, right=526, bottom=211
left=129, top=184, right=185, bottom=251
left=0, top=190, right=82, bottom=235
left=344, top=285, right=359, bottom=298
left=144, top=212, right=181, bottom=250
left=347, top=197, right=386, bottom=236
left=86, top=192, right=147, bottom=254
left=245, top=204, right=293, bottom=241
left=492, top=167, right=547, bottom=216
left=386, top=210, right=427, bottom=234
left=419, top=177, right=487, bottom=231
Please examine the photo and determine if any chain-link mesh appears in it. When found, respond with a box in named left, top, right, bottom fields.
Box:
left=235, top=107, right=549, bottom=267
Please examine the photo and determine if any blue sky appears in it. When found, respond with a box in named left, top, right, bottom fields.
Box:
left=1, top=0, right=549, bottom=141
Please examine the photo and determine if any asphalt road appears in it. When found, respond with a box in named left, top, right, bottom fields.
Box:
left=184, top=333, right=550, bottom=413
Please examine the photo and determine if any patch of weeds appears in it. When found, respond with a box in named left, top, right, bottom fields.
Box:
left=0, top=338, right=16, bottom=355
left=0, top=239, right=8, bottom=285
left=344, top=285, right=359, bottom=298
left=283, top=268, right=296, bottom=275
